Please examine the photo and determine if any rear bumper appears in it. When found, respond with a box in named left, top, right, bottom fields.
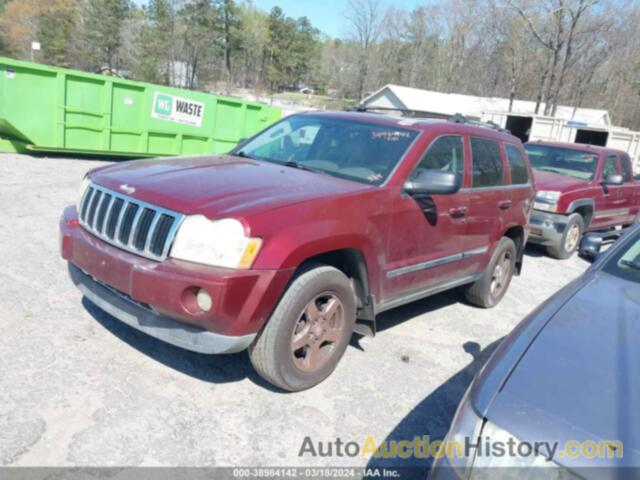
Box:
left=527, top=210, right=568, bottom=246
left=60, top=205, right=293, bottom=347
left=69, top=263, right=255, bottom=354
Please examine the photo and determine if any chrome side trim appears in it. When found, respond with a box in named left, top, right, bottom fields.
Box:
left=386, top=246, right=489, bottom=278
left=463, top=246, right=490, bottom=257
left=593, top=208, right=630, bottom=219
left=377, top=273, right=480, bottom=313
left=458, top=183, right=533, bottom=192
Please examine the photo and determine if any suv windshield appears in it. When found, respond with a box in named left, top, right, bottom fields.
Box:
left=525, top=145, right=599, bottom=180
left=601, top=231, right=640, bottom=284
left=233, top=115, right=419, bottom=185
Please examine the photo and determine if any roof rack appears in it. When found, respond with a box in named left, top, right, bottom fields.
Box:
left=351, top=105, right=422, bottom=116
left=351, top=106, right=510, bottom=133
left=449, top=113, right=509, bottom=133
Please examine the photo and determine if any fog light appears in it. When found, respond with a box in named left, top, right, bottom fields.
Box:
left=196, top=289, right=212, bottom=312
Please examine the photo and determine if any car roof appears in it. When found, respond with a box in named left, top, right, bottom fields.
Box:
left=525, top=140, right=628, bottom=157
left=295, top=111, right=522, bottom=143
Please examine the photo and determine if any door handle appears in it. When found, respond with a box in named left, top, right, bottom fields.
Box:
left=449, top=206, right=468, bottom=218
left=498, top=200, right=513, bottom=210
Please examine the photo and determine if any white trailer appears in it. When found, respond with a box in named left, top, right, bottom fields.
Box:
left=481, top=111, right=640, bottom=172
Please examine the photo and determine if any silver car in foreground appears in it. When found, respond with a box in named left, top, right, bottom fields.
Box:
left=431, top=223, right=640, bottom=479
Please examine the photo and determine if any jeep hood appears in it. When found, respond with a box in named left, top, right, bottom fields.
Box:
left=485, top=272, right=640, bottom=467
left=533, top=169, right=590, bottom=193
left=90, top=155, right=370, bottom=217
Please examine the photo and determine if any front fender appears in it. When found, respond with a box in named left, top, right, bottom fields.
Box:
left=254, top=220, right=384, bottom=300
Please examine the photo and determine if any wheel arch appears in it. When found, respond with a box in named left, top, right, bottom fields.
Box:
left=297, top=248, right=373, bottom=311
left=285, top=247, right=378, bottom=337
left=567, top=199, right=594, bottom=228
left=503, top=224, right=526, bottom=274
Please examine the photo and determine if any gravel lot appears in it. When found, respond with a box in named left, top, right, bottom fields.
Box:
left=0, top=153, right=589, bottom=473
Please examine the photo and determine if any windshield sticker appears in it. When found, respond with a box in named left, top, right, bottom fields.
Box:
left=371, top=131, right=412, bottom=142
left=152, top=91, right=205, bottom=127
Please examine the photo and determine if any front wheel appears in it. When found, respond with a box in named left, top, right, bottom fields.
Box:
left=546, top=213, right=584, bottom=260
left=465, top=237, right=516, bottom=308
left=248, top=264, right=356, bottom=392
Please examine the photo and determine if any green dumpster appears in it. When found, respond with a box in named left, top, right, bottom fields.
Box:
left=0, top=57, right=281, bottom=158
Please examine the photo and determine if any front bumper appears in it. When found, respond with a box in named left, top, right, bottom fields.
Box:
left=68, top=263, right=255, bottom=353
left=60, top=205, right=293, bottom=351
left=527, top=210, right=568, bottom=246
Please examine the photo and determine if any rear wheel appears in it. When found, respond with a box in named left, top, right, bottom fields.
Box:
left=547, top=213, right=584, bottom=259
left=248, top=265, right=356, bottom=392
left=465, top=237, right=516, bottom=308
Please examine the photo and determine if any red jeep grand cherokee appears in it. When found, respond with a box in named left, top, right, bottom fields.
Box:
left=60, top=112, right=535, bottom=391
left=525, top=141, right=640, bottom=259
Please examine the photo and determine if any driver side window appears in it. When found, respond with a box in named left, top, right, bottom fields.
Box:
left=412, top=135, right=464, bottom=179
left=602, top=155, right=619, bottom=180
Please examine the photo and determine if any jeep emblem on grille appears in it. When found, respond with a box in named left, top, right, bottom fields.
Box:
left=119, top=184, right=136, bottom=195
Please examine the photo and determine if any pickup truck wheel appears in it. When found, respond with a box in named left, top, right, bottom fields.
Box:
left=546, top=213, right=584, bottom=260
left=465, top=237, right=516, bottom=308
left=248, top=265, right=356, bottom=392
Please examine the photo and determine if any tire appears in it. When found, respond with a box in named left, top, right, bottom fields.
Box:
left=465, top=237, right=517, bottom=309
left=546, top=213, right=584, bottom=260
left=248, top=264, right=357, bottom=392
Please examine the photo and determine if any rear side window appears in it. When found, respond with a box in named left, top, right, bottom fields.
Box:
left=621, top=155, right=633, bottom=182
left=470, top=137, right=503, bottom=188
left=505, top=144, right=530, bottom=185
left=602, top=155, right=618, bottom=179
left=413, top=135, right=464, bottom=177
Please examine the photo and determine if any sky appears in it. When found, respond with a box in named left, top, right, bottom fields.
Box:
left=133, top=1, right=428, bottom=38
left=250, top=0, right=426, bottom=38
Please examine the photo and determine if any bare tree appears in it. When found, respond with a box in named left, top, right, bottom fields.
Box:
left=505, top=0, right=600, bottom=115
left=345, top=0, right=383, bottom=100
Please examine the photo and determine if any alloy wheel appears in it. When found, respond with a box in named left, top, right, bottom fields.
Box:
left=565, top=224, right=581, bottom=252
left=291, top=292, right=345, bottom=372
left=490, top=250, right=513, bottom=298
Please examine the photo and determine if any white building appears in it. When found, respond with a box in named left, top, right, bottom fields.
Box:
left=361, top=84, right=640, bottom=167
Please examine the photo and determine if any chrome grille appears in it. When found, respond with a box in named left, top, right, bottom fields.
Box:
left=78, top=183, right=184, bottom=261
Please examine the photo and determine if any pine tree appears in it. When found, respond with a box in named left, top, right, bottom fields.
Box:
left=135, top=0, right=176, bottom=84
left=83, top=0, right=130, bottom=70
left=37, top=2, right=78, bottom=67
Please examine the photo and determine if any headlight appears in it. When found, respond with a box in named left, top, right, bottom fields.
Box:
left=534, top=191, right=561, bottom=213
left=469, top=421, right=579, bottom=479
left=77, top=175, right=90, bottom=210
left=170, top=215, right=262, bottom=269
left=442, top=385, right=484, bottom=478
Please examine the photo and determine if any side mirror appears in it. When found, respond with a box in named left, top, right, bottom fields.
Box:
left=404, top=169, right=460, bottom=196
left=579, top=234, right=603, bottom=261
left=603, top=174, right=623, bottom=186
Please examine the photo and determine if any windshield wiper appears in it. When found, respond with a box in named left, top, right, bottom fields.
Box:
left=233, top=150, right=255, bottom=159
left=620, top=260, right=640, bottom=270
left=283, top=160, right=331, bottom=176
